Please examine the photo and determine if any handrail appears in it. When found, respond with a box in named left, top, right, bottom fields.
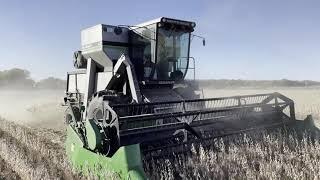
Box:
left=112, top=92, right=280, bottom=108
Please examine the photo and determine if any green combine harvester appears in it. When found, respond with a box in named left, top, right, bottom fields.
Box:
left=64, top=17, right=319, bottom=179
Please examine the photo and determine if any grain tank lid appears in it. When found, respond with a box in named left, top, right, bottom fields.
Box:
left=80, top=24, right=129, bottom=50
left=80, top=24, right=103, bottom=49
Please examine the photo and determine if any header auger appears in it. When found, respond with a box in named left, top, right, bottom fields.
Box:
left=64, top=17, right=319, bottom=179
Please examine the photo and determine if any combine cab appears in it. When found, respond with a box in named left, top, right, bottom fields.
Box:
left=64, top=17, right=318, bottom=179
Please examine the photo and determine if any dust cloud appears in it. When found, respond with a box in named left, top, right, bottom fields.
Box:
left=0, top=89, right=66, bottom=131
left=1, top=87, right=320, bottom=131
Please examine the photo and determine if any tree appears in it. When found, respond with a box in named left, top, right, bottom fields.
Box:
left=0, top=68, right=35, bottom=88
left=35, top=77, right=66, bottom=89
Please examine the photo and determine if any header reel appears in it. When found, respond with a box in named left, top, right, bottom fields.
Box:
left=68, top=91, right=299, bottom=158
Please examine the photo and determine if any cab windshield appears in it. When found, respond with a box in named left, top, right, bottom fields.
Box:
left=155, top=26, right=191, bottom=80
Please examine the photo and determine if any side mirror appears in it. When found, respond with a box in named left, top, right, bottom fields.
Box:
left=202, top=39, right=206, bottom=46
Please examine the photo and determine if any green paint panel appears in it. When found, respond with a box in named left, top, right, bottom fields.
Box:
left=66, top=126, right=146, bottom=180
left=85, top=119, right=102, bottom=150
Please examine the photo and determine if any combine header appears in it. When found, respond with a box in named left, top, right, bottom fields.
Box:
left=64, top=17, right=318, bottom=179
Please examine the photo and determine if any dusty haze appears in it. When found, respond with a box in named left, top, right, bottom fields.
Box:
left=0, top=90, right=65, bottom=130
left=1, top=87, right=320, bottom=131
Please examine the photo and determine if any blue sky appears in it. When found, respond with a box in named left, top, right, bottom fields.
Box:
left=0, top=0, right=319, bottom=80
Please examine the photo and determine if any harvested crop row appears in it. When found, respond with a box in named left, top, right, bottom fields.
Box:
left=0, top=118, right=119, bottom=180
left=0, top=155, right=21, bottom=180
left=0, top=118, right=74, bottom=176
left=0, top=117, right=86, bottom=179
left=145, top=131, right=320, bottom=180
left=0, top=128, right=77, bottom=179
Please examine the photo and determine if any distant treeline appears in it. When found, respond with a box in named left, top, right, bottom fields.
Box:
left=195, top=79, right=320, bottom=89
left=1, top=68, right=320, bottom=90
left=0, top=68, right=66, bottom=89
